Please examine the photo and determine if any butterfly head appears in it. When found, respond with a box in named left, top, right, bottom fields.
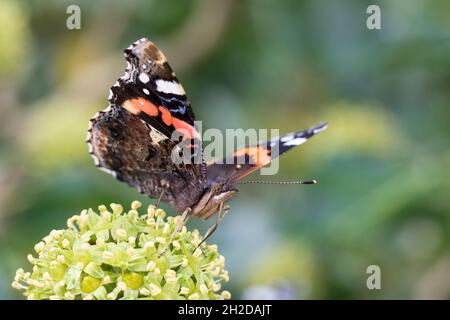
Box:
left=210, top=177, right=237, bottom=196
left=191, top=178, right=237, bottom=220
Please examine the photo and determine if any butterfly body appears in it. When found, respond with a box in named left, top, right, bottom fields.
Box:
left=87, top=38, right=327, bottom=239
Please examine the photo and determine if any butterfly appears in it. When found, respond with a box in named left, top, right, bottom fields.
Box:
left=87, top=38, right=327, bottom=251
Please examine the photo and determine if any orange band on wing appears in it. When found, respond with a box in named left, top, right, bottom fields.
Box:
left=123, top=98, right=159, bottom=117
left=123, top=102, right=199, bottom=141
left=172, top=117, right=196, bottom=140
left=159, top=107, right=200, bottom=141
left=123, top=99, right=140, bottom=115
left=159, top=106, right=172, bottom=126
left=233, top=146, right=271, bottom=166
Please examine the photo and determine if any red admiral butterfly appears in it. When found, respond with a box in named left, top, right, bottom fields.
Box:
left=87, top=38, right=327, bottom=250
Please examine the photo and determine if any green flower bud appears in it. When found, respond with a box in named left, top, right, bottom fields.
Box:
left=49, top=263, right=66, bottom=281
left=122, top=272, right=143, bottom=290
left=81, top=276, right=101, bottom=293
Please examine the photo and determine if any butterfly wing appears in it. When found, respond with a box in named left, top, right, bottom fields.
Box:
left=111, top=38, right=195, bottom=128
left=87, top=39, right=205, bottom=212
left=207, top=122, right=328, bottom=184
left=111, top=38, right=204, bottom=175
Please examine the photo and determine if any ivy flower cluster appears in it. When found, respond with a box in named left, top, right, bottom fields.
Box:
left=12, top=201, right=230, bottom=300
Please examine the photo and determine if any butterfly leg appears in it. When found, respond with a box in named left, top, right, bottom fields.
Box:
left=156, top=189, right=165, bottom=208
left=159, top=207, right=191, bottom=257
left=156, top=179, right=170, bottom=208
left=195, top=204, right=230, bottom=251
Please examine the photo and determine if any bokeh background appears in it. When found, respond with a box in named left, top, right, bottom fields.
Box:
left=1, top=0, right=449, bottom=299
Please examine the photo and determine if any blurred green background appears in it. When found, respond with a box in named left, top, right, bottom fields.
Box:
left=1, top=0, right=449, bottom=299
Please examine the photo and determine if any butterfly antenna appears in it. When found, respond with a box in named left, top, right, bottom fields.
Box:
left=237, top=179, right=317, bottom=185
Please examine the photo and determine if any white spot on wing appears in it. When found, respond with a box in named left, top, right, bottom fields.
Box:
left=280, top=134, right=294, bottom=142
left=283, top=137, right=307, bottom=146
left=155, top=79, right=185, bottom=95
left=143, top=88, right=150, bottom=95
left=139, top=73, right=150, bottom=83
